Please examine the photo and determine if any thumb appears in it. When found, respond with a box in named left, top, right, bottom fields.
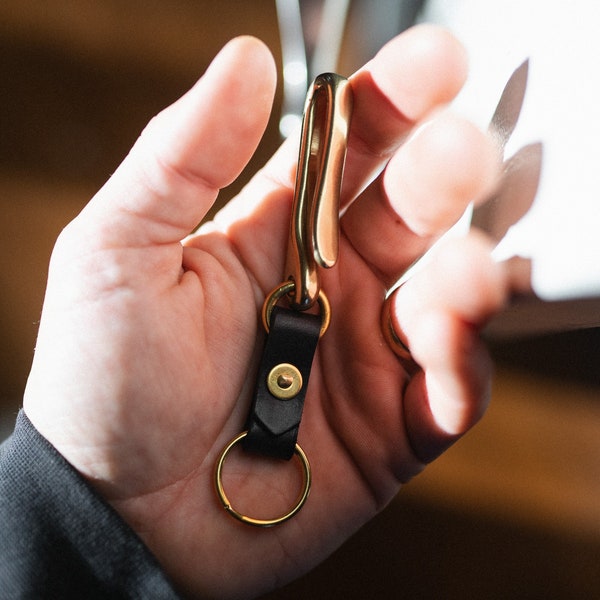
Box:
left=76, top=36, right=277, bottom=248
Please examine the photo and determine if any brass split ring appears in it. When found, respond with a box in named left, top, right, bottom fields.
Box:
left=262, top=281, right=331, bottom=337
left=214, top=431, right=312, bottom=528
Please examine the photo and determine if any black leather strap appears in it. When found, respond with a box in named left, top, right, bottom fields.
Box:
left=243, top=306, right=321, bottom=460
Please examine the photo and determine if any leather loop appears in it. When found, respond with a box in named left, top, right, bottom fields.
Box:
left=243, top=306, right=321, bottom=460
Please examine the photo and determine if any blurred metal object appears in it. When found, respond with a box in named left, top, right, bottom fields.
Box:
left=309, top=0, right=351, bottom=79
left=276, top=0, right=425, bottom=138
left=472, top=60, right=542, bottom=243
left=276, top=0, right=351, bottom=137
left=276, top=0, right=310, bottom=136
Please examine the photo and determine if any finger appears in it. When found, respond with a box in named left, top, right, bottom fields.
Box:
left=389, top=232, right=509, bottom=462
left=342, top=113, right=501, bottom=285
left=341, top=24, right=469, bottom=202
left=402, top=314, right=494, bottom=464
left=76, top=36, right=277, bottom=248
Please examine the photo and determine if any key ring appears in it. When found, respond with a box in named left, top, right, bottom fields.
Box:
left=214, top=72, right=352, bottom=527
left=262, top=281, right=331, bottom=337
left=214, top=431, right=311, bottom=527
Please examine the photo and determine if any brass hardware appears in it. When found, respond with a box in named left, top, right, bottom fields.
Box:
left=381, top=292, right=413, bottom=362
left=262, top=280, right=331, bottom=337
left=286, top=73, right=353, bottom=310
left=214, top=73, right=351, bottom=528
left=214, top=431, right=311, bottom=527
left=267, top=363, right=303, bottom=399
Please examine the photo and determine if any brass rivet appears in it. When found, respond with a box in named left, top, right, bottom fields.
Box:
left=267, top=363, right=302, bottom=399
left=277, top=373, right=294, bottom=389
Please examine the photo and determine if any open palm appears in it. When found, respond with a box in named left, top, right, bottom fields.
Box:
left=24, top=28, right=508, bottom=599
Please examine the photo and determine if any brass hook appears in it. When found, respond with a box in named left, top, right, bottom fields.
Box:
left=285, top=72, right=353, bottom=311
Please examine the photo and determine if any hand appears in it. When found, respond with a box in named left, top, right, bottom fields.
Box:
left=24, top=26, right=507, bottom=599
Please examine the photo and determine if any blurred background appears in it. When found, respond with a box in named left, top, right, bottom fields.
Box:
left=1, top=1, right=599, bottom=598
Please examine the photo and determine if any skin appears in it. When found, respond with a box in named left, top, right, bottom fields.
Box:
left=23, top=26, right=509, bottom=599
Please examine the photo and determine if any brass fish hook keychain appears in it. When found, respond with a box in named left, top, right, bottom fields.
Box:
left=214, top=73, right=353, bottom=527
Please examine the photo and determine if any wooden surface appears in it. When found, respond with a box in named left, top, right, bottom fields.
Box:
left=407, top=368, right=600, bottom=539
